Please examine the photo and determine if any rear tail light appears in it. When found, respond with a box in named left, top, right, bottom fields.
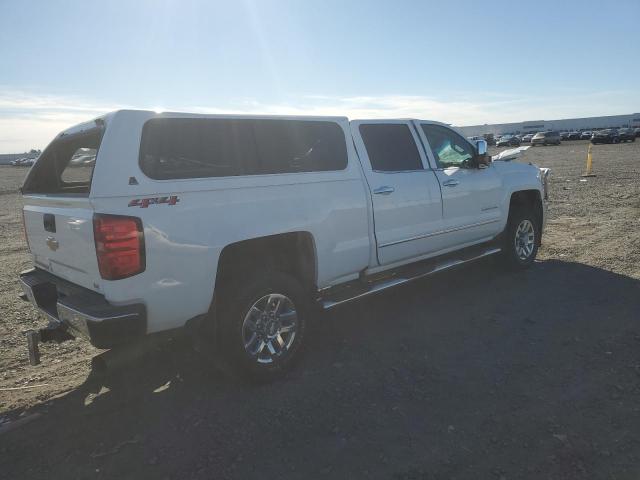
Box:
left=93, top=214, right=145, bottom=280
left=21, top=209, right=30, bottom=252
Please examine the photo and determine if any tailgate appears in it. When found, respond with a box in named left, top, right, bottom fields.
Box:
left=23, top=196, right=100, bottom=292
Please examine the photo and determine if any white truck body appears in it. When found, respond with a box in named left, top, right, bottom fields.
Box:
left=19, top=110, right=548, bottom=373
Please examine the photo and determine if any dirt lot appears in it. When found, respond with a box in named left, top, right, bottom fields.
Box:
left=1, top=140, right=640, bottom=479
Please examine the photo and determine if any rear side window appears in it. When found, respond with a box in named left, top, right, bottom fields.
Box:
left=359, top=124, right=423, bottom=172
left=139, top=118, right=348, bottom=180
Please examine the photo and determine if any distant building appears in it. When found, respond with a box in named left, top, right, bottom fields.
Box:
left=457, top=113, right=640, bottom=137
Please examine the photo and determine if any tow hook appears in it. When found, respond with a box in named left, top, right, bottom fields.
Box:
left=26, top=323, right=75, bottom=366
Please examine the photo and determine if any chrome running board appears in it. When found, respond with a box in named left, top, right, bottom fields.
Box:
left=320, top=247, right=502, bottom=310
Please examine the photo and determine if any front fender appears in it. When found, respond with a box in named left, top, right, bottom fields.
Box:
left=493, top=161, right=548, bottom=226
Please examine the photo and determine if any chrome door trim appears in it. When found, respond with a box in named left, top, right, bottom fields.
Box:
left=378, top=218, right=501, bottom=248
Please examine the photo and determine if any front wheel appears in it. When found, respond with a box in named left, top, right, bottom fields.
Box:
left=502, top=207, right=539, bottom=270
left=218, top=270, right=309, bottom=381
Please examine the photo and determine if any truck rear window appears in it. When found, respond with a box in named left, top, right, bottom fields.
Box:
left=22, top=126, right=103, bottom=195
left=139, top=118, right=348, bottom=180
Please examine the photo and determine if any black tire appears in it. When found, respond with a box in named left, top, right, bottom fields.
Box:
left=218, top=270, right=309, bottom=382
left=501, top=206, right=539, bottom=270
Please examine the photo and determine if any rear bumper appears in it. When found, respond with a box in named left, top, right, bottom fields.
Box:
left=19, top=268, right=146, bottom=349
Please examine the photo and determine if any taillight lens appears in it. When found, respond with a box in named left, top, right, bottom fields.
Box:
left=93, top=214, right=145, bottom=280
left=21, top=209, right=31, bottom=252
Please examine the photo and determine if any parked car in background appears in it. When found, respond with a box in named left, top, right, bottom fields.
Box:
left=568, top=131, right=581, bottom=140
left=531, top=131, right=561, bottom=146
left=591, top=129, right=620, bottom=144
left=10, top=157, right=35, bottom=166
left=580, top=131, right=592, bottom=140
left=560, top=132, right=570, bottom=140
left=69, top=149, right=97, bottom=166
left=521, top=133, right=534, bottom=143
left=483, top=133, right=496, bottom=145
left=496, top=135, right=521, bottom=147
left=634, top=128, right=640, bottom=137
left=617, top=128, right=636, bottom=142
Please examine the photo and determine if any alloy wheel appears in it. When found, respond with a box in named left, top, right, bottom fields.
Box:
left=242, top=293, right=298, bottom=364
left=514, top=219, right=535, bottom=261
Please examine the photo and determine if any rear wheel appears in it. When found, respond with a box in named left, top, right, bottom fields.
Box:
left=218, top=270, right=308, bottom=381
left=502, top=207, right=539, bottom=270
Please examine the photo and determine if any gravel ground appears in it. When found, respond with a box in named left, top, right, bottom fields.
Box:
left=1, top=140, right=640, bottom=479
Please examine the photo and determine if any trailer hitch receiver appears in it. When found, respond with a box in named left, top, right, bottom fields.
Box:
left=26, top=323, right=75, bottom=366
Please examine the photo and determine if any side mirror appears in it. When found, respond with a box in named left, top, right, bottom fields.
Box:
left=474, top=139, right=490, bottom=167
left=475, top=139, right=488, bottom=156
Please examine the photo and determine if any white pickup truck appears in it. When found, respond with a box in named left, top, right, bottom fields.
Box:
left=19, top=110, right=549, bottom=380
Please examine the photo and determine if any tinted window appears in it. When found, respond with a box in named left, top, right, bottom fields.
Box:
left=359, top=124, right=423, bottom=172
left=139, top=118, right=348, bottom=180
left=61, top=148, right=97, bottom=184
left=421, top=124, right=475, bottom=169
left=23, top=128, right=103, bottom=195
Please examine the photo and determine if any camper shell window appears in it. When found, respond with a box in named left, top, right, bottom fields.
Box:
left=22, top=125, right=103, bottom=195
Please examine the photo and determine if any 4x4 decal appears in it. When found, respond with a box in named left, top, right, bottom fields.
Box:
left=128, top=195, right=180, bottom=208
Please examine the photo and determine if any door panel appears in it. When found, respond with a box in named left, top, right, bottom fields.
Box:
left=416, top=122, right=504, bottom=246
left=351, top=120, right=444, bottom=266
left=434, top=166, right=503, bottom=243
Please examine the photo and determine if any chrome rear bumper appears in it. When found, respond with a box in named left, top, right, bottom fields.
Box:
left=19, top=268, right=146, bottom=349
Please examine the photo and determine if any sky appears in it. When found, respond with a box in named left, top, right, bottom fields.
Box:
left=1, top=0, right=639, bottom=152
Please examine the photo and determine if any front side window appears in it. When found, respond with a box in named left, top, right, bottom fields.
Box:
left=359, top=124, right=423, bottom=172
left=139, top=118, right=348, bottom=180
left=421, top=124, right=475, bottom=169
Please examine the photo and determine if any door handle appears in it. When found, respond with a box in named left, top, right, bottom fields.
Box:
left=442, top=179, right=459, bottom=187
left=373, top=186, right=395, bottom=195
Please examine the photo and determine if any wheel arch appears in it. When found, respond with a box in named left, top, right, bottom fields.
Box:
left=215, top=231, right=318, bottom=296
left=508, top=189, right=543, bottom=245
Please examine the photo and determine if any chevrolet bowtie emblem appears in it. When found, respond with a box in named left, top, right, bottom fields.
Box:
left=46, top=236, right=59, bottom=251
